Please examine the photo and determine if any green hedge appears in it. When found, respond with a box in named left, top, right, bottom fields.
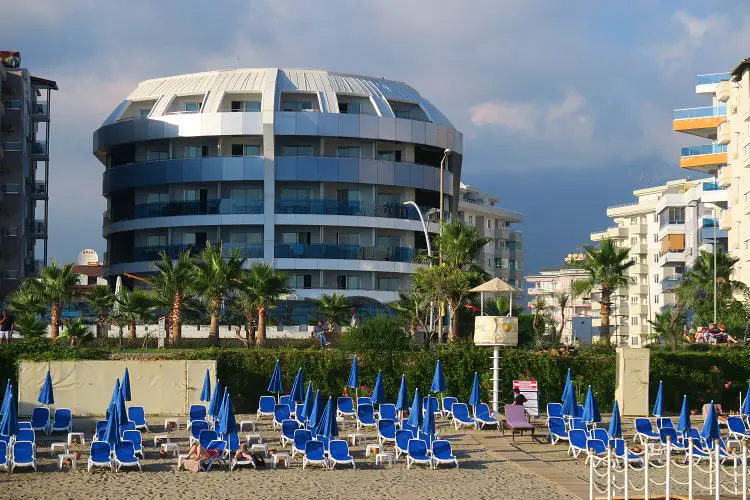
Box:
left=4, top=340, right=749, bottom=415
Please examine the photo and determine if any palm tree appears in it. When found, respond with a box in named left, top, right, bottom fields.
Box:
left=7, top=280, right=47, bottom=317
left=59, top=317, right=93, bottom=347
left=553, top=291, right=571, bottom=342
left=193, top=242, right=245, bottom=345
left=431, top=219, right=492, bottom=270
left=86, top=285, right=115, bottom=339
left=28, top=261, right=79, bottom=339
left=316, top=293, right=350, bottom=333
left=390, top=290, right=430, bottom=344
left=648, top=306, right=686, bottom=351
left=529, top=296, right=549, bottom=337
left=229, top=291, right=260, bottom=347
left=240, top=263, right=291, bottom=347
left=572, top=238, right=635, bottom=345
left=116, top=289, right=155, bottom=338
left=147, top=251, right=195, bottom=342
left=13, top=314, right=48, bottom=338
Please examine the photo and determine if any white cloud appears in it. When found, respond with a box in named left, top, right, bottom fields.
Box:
left=468, top=101, right=538, bottom=134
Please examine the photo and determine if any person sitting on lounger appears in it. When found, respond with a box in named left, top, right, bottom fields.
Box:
left=184, top=443, right=218, bottom=472
left=235, top=443, right=253, bottom=462
left=511, top=388, right=527, bottom=406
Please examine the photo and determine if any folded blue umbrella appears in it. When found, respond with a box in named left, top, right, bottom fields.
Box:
left=561, top=381, right=577, bottom=417
left=38, top=369, right=54, bottom=406
left=109, top=378, right=121, bottom=411
left=121, top=367, right=132, bottom=402
left=582, top=385, right=601, bottom=424
left=216, top=387, right=229, bottom=428
left=315, top=397, right=339, bottom=439
left=371, top=371, right=385, bottom=405
left=116, top=379, right=129, bottom=425
left=200, top=368, right=211, bottom=402
left=208, top=379, right=222, bottom=421
left=742, top=385, right=750, bottom=416
left=290, top=368, right=304, bottom=403
left=407, top=388, right=422, bottom=428
left=431, top=360, right=446, bottom=394
left=302, top=382, right=314, bottom=421
left=217, top=392, right=237, bottom=437
left=347, top=356, right=359, bottom=389
left=561, top=368, right=572, bottom=402
left=395, top=375, right=408, bottom=412
left=0, top=386, right=17, bottom=437
left=267, top=360, right=283, bottom=398
left=422, top=396, right=436, bottom=436
left=608, top=400, right=622, bottom=439
left=308, top=390, right=322, bottom=429
left=469, top=372, right=480, bottom=408
left=701, top=401, right=720, bottom=442
left=102, top=398, right=121, bottom=448
left=1, top=380, right=10, bottom=415
left=652, top=380, right=664, bottom=417
left=677, top=395, right=691, bottom=435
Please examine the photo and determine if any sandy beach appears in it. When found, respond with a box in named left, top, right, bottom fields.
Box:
left=2, top=414, right=577, bottom=500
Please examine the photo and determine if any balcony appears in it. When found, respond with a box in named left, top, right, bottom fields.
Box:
left=275, top=200, right=424, bottom=221
left=28, top=220, right=47, bottom=238
left=31, top=101, right=49, bottom=121
left=30, top=181, right=47, bottom=199
left=2, top=141, right=21, bottom=152
left=673, top=106, right=726, bottom=139
left=5, top=99, right=22, bottom=110
left=275, top=244, right=414, bottom=263
left=105, top=199, right=264, bottom=224
left=718, top=165, right=732, bottom=188
left=696, top=73, right=731, bottom=94
left=0, top=184, right=20, bottom=194
left=661, top=275, right=682, bottom=292
left=679, top=144, right=727, bottom=173
left=122, top=243, right=263, bottom=263
left=658, top=251, right=686, bottom=266
left=31, top=141, right=48, bottom=159
left=606, top=226, right=627, bottom=239
left=702, top=217, right=719, bottom=228
left=720, top=209, right=732, bottom=231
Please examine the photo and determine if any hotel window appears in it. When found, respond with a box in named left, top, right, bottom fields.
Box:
left=659, top=207, right=685, bottom=226
left=654, top=295, right=659, bottom=304
left=145, top=192, right=168, bottom=204
left=231, top=144, right=261, bottom=157
left=147, top=151, right=169, bottom=161
left=337, top=233, right=360, bottom=246
left=376, top=236, right=400, bottom=249
left=653, top=254, right=659, bottom=263
left=631, top=316, right=639, bottom=325
left=488, top=220, right=492, bottom=229
left=377, top=150, right=402, bottom=161
left=631, top=337, right=639, bottom=346
left=281, top=232, right=311, bottom=245
left=394, top=110, right=410, bottom=119
left=290, top=274, right=312, bottom=289
left=185, top=146, right=208, bottom=158
left=281, top=145, right=314, bottom=156
left=145, top=234, right=167, bottom=248
left=231, top=100, right=261, bottom=112
left=631, top=217, right=638, bottom=225
left=654, top=234, right=658, bottom=243
left=139, top=109, right=151, bottom=118
left=654, top=274, right=660, bottom=283
left=337, top=189, right=360, bottom=202
left=339, top=102, right=360, bottom=114
left=282, top=100, right=314, bottom=112
left=281, top=188, right=312, bottom=201
left=336, top=147, right=361, bottom=159
left=337, top=275, right=360, bottom=290
left=630, top=296, right=638, bottom=304
left=184, top=102, right=201, bottom=113
left=377, top=277, right=400, bottom=291
left=630, top=237, right=638, bottom=245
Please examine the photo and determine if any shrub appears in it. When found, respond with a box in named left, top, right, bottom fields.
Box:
left=337, top=316, right=412, bottom=352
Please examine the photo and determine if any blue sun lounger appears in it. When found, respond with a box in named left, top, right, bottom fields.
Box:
left=406, top=439, right=431, bottom=469
left=431, top=440, right=458, bottom=469
left=10, top=441, right=36, bottom=473
left=88, top=441, right=113, bottom=472
left=257, top=396, right=275, bottom=420
left=302, top=440, right=328, bottom=469
left=395, top=429, right=413, bottom=458
left=114, top=441, right=142, bottom=472
left=30, top=407, right=50, bottom=435
left=280, top=419, right=300, bottom=447
left=329, top=439, right=355, bottom=469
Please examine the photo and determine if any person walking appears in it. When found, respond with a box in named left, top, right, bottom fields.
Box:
left=350, top=308, right=360, bottom=329
left=0, top=309, right=12, bottom=346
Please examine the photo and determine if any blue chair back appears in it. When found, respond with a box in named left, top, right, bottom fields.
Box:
left=190, top=420, right=209, bottom=440
left=15, top=429, right=35, bottom=443
left=407, top=438, right=428, bottom=458
left=728, top=416, right=746, bottom=434
left=30, top=407, right=49, bottom=428
left=432, top=439, right=454, bottom=459
left=95, top=420, right=108, bottom=434
left=90, top=441, right=111, bottom=462
left=476, top=403, right=493, bottom=419
left=548, top=416, right=567, bottom=437
left=547, top=402, right=563, bottom=418
left=379, top=403, right=397, bottom=421
left=357, top=396, right=373, bottom=407
left=53, top=408, right=72, bottom=426
left=357, top=404, right=375, bottom=423
left=305, top=440, right=325, bottom=460
left=282, top=419, right=299, bottom=440
left=128, top=406, right=146, bottom=426
left=0, top=441, right=6, bottom=463
left=274, top=404, right=291, bottom=422
left=295, top=403, right=305, bottom=417
left=396, top=429, right=412, bottom=450
left=13, top=441, right=34, bottom=462
left=294, top=429, right=312, bottom=450
left=587, top=438, right=606, bottom=455
left=575, top=404, right=585, bottom=418
left=119, top=421, right=136, bottom=436
left=259, top=396, right=275, bottom=413
left=635, top=417, right=655, bottom=434
left=329, top=439, right=351, bottom=460
left=591, top=428, right=609, bottom=443
left=279, top=395, right=293, bottom=407
left=122, top=430, right=142, bottom=451
left=452, top=403, right=472, bottom=422
left=570, top=418, right=587, bottom=433
left=338, top=397, right=354, bottom=414
left=378, top=419, right=396, bottom=439
left=199, top=429, right=219, bottom=449
left=402, top=421, right=418, bottom=435
left=422, top=397, right=439, bottom=414
left=656, top=417, right=674, bottom=430
left=418, top=430, right=434, bottom=449
left=660, top=427, right=681, bottom=445
left=17, top=422, right=32, bottom=430
left=569, top=429, right=587, bottom=450
left=115, top=441, right=137, bottom=461
left=95, top=427, right=107, bottom=441
left=442, top=397, right=458, bottom=413
left=189, top=404, right=206, bottom=422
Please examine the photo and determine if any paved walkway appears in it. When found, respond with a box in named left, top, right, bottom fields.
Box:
left=473, top=432, right=590, bottom=499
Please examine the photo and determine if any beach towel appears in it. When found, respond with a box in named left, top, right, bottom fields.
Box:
left=183, top=458, right=202, bottom=473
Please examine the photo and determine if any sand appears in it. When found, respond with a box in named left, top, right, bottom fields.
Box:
left=3, top=414, right=577, bottom=500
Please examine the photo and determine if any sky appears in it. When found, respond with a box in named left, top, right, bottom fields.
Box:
left=3, top=0, right=750, bottom=280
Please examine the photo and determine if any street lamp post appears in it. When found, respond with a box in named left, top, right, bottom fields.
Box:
left=713, top=174, right=718, bottom=324
left=404, top=201, right=438, bottom=342
left=439, top=149, right=451, bottom=224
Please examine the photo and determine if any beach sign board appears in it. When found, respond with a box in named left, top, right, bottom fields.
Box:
left=473, top=316, right=518, bottom=346
left=513, top=379, right=539, bottom=417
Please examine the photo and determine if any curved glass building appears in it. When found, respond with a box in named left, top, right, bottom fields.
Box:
left=93, top=68, right=463, bottom=303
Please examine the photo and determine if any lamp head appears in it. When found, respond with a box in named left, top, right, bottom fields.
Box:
left=443, top=148, right=452, bottom=156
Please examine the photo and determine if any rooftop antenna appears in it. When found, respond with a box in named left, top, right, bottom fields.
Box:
left=236, top=57, right=240, bottom=69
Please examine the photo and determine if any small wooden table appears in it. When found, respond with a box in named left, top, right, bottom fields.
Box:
left=366, top=444, right=381, bottom=457
left=57, top=453, right=77, bottom=471
left=251, top=443, right=268, bottom=457
left=272, top=452, right=290, bottom=469
left=154, top=434, right=171, bottom=447
left=161, top=442, right=180, bottom=457
left=239, top=420, right=256, bottom=432
left=67, top=432, right=85, bottom=446
left=163, top=418, right=180, bottom=431
left=50, top=442, right=69, bottom=455
left=375, top=452, right=394, bottom=467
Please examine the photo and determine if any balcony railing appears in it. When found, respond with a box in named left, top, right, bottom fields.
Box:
left=275, top=244, right=415, bottom=262
left=275, top=200, right=424, bottom=221
left=681, top=144, right=728, bottom=156
left=2, top=141, right=21, bottom=152
left=5, top=99, right=22, bottom=110
left=703, top=181, right=721, bottom=191
left=0, top=184, right=20, bottom=194
left=32, top=142, right=48, bottom=156
left=696, top=73, right=731, bottom=85
left=123, top=243, right=264, bottom=263
left=28, top=221, right=46, bottom=236
left=106, top=199, right=264, bottom=223
left=674, top=106, right=727, bottom=120
left=703, top=217, right=719, bottom=228
left=31, top=181, right=47, bottom=196
left=32, top=102, right=48, bottom=116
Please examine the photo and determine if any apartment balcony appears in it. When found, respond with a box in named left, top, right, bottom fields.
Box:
left=673, top=106, right=726, bottom=139
left=31, top=141, right=48, bottom=160
left=701, top=182, right=728, bottom=208
left=716, top=79, right=733, bottom=102
left=716, top=121, right=731, bottom=145
left=276, top=200, right=424, bottom=221
left=591, top=230, right=608, bottom=241
left=28, top=220, right=47, bottom=239
left=680, top=144, right=727, bottom=173
left=633, top=242, right=648, bottom=255
left=637, top=284, right=650, bottom=295
left=702, top=217, right=720, bottom=228
left=661, top=275, right=682, bottom=292
left=606, top=226, right=627, bottom=239
left=717, top=165, right=732, bottom=188
left=494, top=227, right=510, bottom=239
left=0, top=183, right=20, bottom=195
left=106, top=199, right=263, bottom=224
left=695, top=73, right=731, bottom=95
left=658, top=251, right=686, bottom=267
left=275, top=244, right=415, bottom=262
left=720, top=209, right=732, bottom=231
left=2, top=141, right=22, bottom=152
left=31, top=101, right=49, bottom=122
left=30, top=181, right=47, bottom=200
left=119, top=244, right=263, bottom=264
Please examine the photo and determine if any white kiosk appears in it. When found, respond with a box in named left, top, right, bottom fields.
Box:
left=470, top=278, right=522, bottom=415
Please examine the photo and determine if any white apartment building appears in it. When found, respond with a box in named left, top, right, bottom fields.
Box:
left=591, top=179, right=728, bottom=347
left=526, top=258, right=593, bottom=345
left=673, top=60, right=750, bottom=285
left=457, top=182, right=523, bottom=287
left=0, top=51, right=56, bottom=297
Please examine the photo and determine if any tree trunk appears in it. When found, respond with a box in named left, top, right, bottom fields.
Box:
left=244, top=325, right=251, bottom=348
left=558, top=309, right=566, bottom=343
left=128, top=319, right=136, bottom=339
left=118, top=325, right=124, bottom=349
left=208, top=296, right=221, bottom=345
left=170, top=292, right=182, bottom=341
left=256, top=306, right=267, bottom=346
left=448, top=303, right=459, bottom=341
left=97, top=314, right=104, bottom=339
left=599, top=291, right=611, bottom=346
left=49, top=303, right=61, bottom=339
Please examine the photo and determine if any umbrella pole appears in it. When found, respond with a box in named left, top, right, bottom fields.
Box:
left=492, top=346, right=500, bottom=415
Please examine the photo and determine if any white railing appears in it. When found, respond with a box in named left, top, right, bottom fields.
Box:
left=590, top=437, right=749, bottom=499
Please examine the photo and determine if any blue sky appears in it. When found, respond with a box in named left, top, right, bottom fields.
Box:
left=3, top=0, right=749, bottom=278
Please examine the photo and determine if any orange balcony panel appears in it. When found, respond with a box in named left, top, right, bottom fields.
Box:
left=679, top=152, right=728, bottom=170
left=673, top=116, right=724, bottom=138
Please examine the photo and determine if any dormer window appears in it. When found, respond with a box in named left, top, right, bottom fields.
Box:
left=280, top=92, right=320, bottom=112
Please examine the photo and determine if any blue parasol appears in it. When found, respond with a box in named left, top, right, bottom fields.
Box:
left=561, top=368, right=572, bottom=402
left=407, top=388, right=422, bottom=428
left=38, top=369, right=54, bottom=405
left=431, top=360, right=446, bottom=394
left=208, top=379, right=222, bottom=421
left=652, top=380, right=664, bottom=417
left=0, top=386, right=17, bottom=437
left=469, top=372, right=481, bottom=409
left=371, top=371, right=385, bottom=406
left=290, top=368, right=304, bottom=403
left=677, top=395, right=691, bottom=435
left=561, top=381, right=577, bottom=417
left=200, top=368, right=211, bottom=402
left=701, top=401, right=720, bottom=442
left=267, top=360, right=283, bottom=400
left=422, top=396, right=436, bottom=436
left=395, top=375, right=408, bottom=413
left=608, top=400, right=622, bottom=439
left=315, top=397, right=339, bottom=439
left=121, top=367, right=132, bottom=402
left=582, top=385, right=601, bottom=424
